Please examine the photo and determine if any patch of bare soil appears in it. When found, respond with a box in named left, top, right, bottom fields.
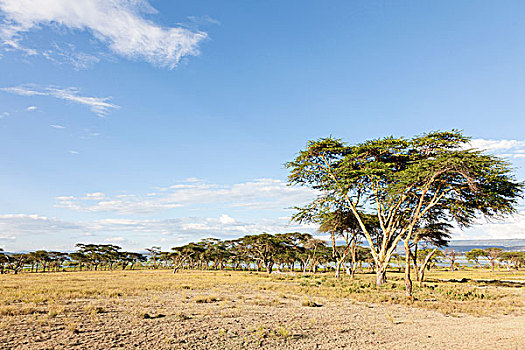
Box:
left=1, top=287, right=524, bottom=350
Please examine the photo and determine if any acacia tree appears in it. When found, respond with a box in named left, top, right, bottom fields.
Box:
left=146, top=246, right=162, bottom=269
left=119, top=252, right=147, bottom=270
left=240, top=233, right=282, bottom=273
left=484, top=247, right=503, bottom=272
left=170, top=242, right=204, bottom=272
left=0, top=248, right=7, bottom=274
left=48, top=251, right=69, bottom=272
left=315, top=210, right=360, bottom=278
left=466, top=248, right=487, bottom=269
left=443, top=248, right=457, bottom=271
left=29, top=250, right=50, bottom=272
left=7, top=253, right=26, bottom=274
left=414, top=248, right=443, bottom=284
left=409, top=222, right=451, bottom=286
left=299, top=237, right=326, bottom=274
left=499, top=251, right=525, bottom=270
left=287, top=130, right=522, bottom=296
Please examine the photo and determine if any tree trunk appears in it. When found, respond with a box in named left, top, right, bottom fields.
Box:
left=376, top=267, right=387, bottom=286
left=404, top=242, right=412, bottom=297
left=265, top=261, right=273, bottom=274
left=350, top=240, right=357, bottom=279
left=417, top=248, right=437, bottom=287
left=335, top=259, right=343, bottom=279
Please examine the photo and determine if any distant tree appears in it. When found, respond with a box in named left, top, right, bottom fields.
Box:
left=409, top=222, right=451, bottom=286
left=158, top=251, right=172, bottom=268
left=199, top=238, right=230, bottom=270
left=69, top=252, right=89, bottom=271
left=272, top=232, right=310, bottom=272
left=295, top=207, right=377, bottom=279
left=499, top=252, right=518, bottom=271
left=74, top=244, right=122, bottom=270
left=483, top=247, right=503, bottom=272
left=443, top=249, right=457, bottom=271
left=30, top=250, right=50, bottom=272
left=505, top=252, right=525, bottom=270
left=299, top=236, right=327, bottom=274
left=224, top=239, right=246, bottom=271
left=240, top=233, right=282, bottom=274
left=48, top=251, right=69, bottom=272
left=119, top=252, right=147, bottom=270
left=415, top=248, right=444, bottom=285
left=466, top=249, right=486, bottom=269
left=170, top=242, right=204, bottom=273
left=0, top=248, right=7, bottom=274
left=98, top=245, right=122, bottom=270
left=146, top=246, right=162, bottom=269
left=316, top=209, right=363, bottom=279
left=7, top=253, right=27, bottom=274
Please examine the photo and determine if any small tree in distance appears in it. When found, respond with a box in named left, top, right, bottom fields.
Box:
left=466, top=249, right=486, bottom=270
left=484, top=247, right=504, bottom=272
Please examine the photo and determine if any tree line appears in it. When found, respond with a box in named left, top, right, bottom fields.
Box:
left=1, top=236, right=523, bottom=279
left=0, top=235, right=370, bottom=275
left=0, top=245, right=147, bottom=274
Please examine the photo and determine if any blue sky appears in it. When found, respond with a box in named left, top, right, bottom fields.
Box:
left=1, top=0, right=525, bottom=251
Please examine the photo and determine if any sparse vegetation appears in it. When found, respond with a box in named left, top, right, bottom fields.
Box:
left=0, top=262, right=524, bottom=349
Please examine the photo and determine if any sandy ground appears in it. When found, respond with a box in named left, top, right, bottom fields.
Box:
left=1, top=288, right=524, bottom=350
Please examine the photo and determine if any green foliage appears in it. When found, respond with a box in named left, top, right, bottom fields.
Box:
left=286, top=130, right=523, bottom=286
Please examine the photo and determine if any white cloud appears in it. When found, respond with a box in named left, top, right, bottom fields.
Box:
left=0, top=111, right=8, bottom=118
left=104, top=236, right=128, bottom=243
left=454, top=211, right=525, bottom=240
left=468, top=139, right=525, bottom=159
left=0, top=0, right=207, bottom=69
left=0, top=214, right=83, bottom=240
left=0, top=213, right=316, bottom=250
left=219, top=214, right=235, bottom=225
left=2, top=209, right=524, bottom=251
left=26, top=105, right=37, bottom=111
left=83, top=192, right=105, bottom=200
left=50, top=124, right=65, bottom=129
left=55, top=178, right=318, bottom=215
left=1, top=84, right=119, bottom=117
left=68, top=150, right=79, bottom=154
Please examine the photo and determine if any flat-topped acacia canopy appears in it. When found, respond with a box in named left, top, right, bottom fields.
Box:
left=287, top=130, right=523, bottom=294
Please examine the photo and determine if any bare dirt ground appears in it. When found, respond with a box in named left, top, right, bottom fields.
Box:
left=1, top=270, right=524, bottom=349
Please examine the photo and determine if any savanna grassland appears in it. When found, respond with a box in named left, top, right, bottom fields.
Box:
left=1, top=269, right=524, bottom=349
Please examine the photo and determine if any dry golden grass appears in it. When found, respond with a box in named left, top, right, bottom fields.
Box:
left=0, top=268, right=523, bottom=318
left=1, top=269, right=525, bottom=350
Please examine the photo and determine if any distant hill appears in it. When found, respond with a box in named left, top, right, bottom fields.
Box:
left=448, top=239, right=525, bottom=253
left=383, top=239, right=525, bottom=254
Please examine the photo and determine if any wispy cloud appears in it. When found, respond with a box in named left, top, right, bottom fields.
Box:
left=26, top=105, right=37, bottom=111
left=1, top=84, right=119, bottom=117
left=68, top=150, right=79, bottom=155
left=0, top=111, right=8, bottom=118
left=50, top=124, right=65, bottom=129
left=0, top=0, right=207, bottom=69
left=55, top=178, right=318, bottom=215
left=42, top=43, right=100, bottom=70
